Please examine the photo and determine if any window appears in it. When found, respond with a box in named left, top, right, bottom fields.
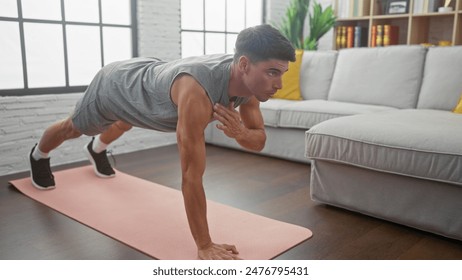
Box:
left=0, top=0, right=137, bottom=96
left=180, top=0, right=263, bottom=58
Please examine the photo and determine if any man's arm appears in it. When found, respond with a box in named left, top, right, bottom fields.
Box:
left=171, top=75, right=240, bottom=260
left=213, top=96, right=266, bottom=151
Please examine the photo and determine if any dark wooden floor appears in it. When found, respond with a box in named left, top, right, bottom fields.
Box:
left=1, top=144, right=462, bottom=260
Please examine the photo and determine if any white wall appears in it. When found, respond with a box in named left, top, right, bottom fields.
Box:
left=0, top=0, right=336, bottom=176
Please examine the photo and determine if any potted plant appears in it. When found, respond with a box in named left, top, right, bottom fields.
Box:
left=277, top=0, right=336, bottom=50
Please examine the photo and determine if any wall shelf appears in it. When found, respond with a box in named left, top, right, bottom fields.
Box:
left=333, top=0, right=462, bottom=49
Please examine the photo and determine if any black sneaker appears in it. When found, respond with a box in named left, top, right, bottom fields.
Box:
left=84, top=138, right=115, bottom=178
left=29, top=145, right=55, bottom=190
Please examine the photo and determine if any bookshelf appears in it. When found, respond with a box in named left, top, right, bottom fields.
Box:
left=333, top=0, right=462, bottom=49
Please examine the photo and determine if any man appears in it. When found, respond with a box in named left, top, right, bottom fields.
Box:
left=29, top=24, right=295, bottom=260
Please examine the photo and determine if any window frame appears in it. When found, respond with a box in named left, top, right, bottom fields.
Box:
left=180, top=0, right=265, bottom=58
left=0, top=0, right=138, bottom=96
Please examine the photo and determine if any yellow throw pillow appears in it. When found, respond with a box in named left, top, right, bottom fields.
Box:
left=272, top=49, right=303, bottom=100
left=454, top=94, right=462, bottom=114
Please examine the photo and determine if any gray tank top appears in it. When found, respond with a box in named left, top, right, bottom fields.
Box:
left=96, top=55, right=249, bottom=132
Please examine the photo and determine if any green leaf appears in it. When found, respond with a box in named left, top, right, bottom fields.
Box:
left=277, top=0, right=336, bottom=50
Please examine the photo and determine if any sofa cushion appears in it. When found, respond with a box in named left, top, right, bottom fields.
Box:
left=417, top=46, right=462, bottom=111
left=454, top=94, right=462, bottom=114
left=278, top=100, right=397, bottom=129
left=328, top=46, right=427, bottom=109
left=305, top=109, right=462, bottom=186
left=259, top=98, right=295, bottom=127
left=272, top=49, right=303, bottom=100
left=300, top=51, right=338, bottom=100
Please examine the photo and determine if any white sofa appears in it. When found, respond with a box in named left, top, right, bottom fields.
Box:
left=205, top=45, right=462, bottom=241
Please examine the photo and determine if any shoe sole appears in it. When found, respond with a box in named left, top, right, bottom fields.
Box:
left=84, top=144, right=115, bottom=178
left=28, top=153, right=56, bottom=190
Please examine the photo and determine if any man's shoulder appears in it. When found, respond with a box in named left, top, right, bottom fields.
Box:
left=177, top=54, right=233, bottom=67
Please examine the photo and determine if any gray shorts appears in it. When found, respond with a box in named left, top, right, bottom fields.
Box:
left=71, top=64, right=119, bottom=136
left=71, top=57, right=180, bottom=135
left=71, top=91, right=116, bottom=136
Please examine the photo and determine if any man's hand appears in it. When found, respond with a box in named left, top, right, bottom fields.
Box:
left=212, top=98, right=266, bottom=152
left=213, top=102, right=245, bottom=139
left=198, top=243, right=241, bottom=260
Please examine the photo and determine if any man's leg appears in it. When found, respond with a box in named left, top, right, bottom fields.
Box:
left=30, top=117, right=83, bottom=190
left=84, top=121, right=132, bottom=178
left=99, top=120, right=133, bottom=145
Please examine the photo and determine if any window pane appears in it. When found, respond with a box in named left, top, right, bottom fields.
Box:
left=205, top=33, right=225, bottom=55
left=0, top=22, right=23, bottom=89
left=21, top=0, right=61, bottom=21
left=227, top=0, right=245, bottom=32
left=246, top=0, right=262, bottom=27
left=205, top=0, right=225, bottom=32
left=226, top=34, right=237, bottom=54
left=181, top=0, right=203, bottom=30
left=67, top=25, right=101, bottom=86
left=24, top=23, right=65, bottom=88
left=103, top=27, right=132, bottom=65
left=101, top=0, right=131, bottom=25
left=0, top=0, right=18, bottom=17
left=64, top=0, right=99, bottom=23
left=181, top=32, right=204, bottom=58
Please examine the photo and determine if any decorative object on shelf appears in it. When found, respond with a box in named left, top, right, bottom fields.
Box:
left=438, top=0, right=454, bottom=12
left=387, top=0, right=409, bottom=14
left=438, top=40, right=452, bottom=46
left=277, top=0, right=336, bottom=50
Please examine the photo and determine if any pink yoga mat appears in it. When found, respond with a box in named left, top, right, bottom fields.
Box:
left=10, top=166, right=312, bottom=260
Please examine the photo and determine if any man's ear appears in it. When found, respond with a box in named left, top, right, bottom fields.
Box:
left=238, top=56, right=250, bottom=73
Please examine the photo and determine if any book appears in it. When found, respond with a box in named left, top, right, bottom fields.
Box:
left=352, top=0, right=359, bottom=16
left=423, top=0, right=430, bottom=13
left=349, top=0, right=355, bottom=17
left=336, top=26, right=342, bottom=49
left=337, top=0, right=371, bottom=18
left=357, top=0, right=371, bottom=16
left=354, top=26, right=368, bottom=47
left=374, top=0, right=384, bottom=15
left=413, top=0, right=425, bottom=14
left=383, top=25, right=399, bottom=46
left=341, top=26, right=347, bottom=48
left=428, top=0, right=443, bottom=12
left=336, top=0, right=351, bottom=18
left=347, top=26, right=354, bottom=48
left=371, top=25, right=377, bottom=47
left=359, top=0, right=371, bottom=17
left=376, top=25, right=383, bottom=47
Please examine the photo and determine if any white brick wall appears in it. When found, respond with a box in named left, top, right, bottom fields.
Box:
left=137, top=0, right=181, bottom=60
left=0, top=0, right=333, bottom=177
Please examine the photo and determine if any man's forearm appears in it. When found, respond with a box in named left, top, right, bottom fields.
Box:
left=182, top=176, right=213, bottom=250
left=235, top=127, right=266, bottom=151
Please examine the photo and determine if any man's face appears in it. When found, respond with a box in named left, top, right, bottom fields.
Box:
left=242, top=58, right=289, bottom=102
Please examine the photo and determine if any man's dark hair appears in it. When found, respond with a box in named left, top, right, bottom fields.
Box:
left=234, top=24, right=296, bottom=63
